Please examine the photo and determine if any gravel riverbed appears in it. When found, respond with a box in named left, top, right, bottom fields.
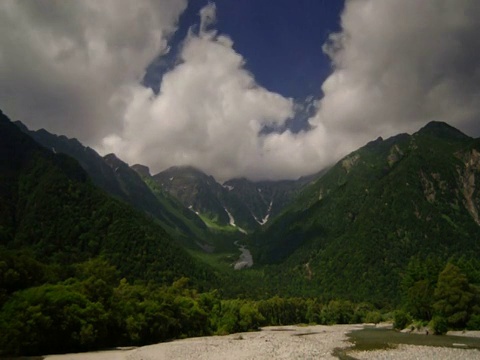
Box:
left=44, top=324, right=480, bottom=360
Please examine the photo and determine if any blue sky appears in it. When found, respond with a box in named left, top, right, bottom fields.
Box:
left=144, top=0, right=344, bottom=101
left=1, top=1, right=479, bottom=180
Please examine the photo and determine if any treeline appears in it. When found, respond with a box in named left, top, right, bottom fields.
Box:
left=396, top=256, right=480, bottom=333
left=3, top=256, right=480, bottom=356
left=0, top=255, right=383, bottom=356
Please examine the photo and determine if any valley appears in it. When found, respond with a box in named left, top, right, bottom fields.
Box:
left=1, top=109, right=480, bottom=356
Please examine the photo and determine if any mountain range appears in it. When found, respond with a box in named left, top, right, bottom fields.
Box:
left=3, top=108, right=480, bottom=306
left=0, top=109, right=213, bottom=287
left=253, top=121, right=480, bottom=303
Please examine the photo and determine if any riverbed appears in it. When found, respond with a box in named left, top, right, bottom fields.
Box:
left=233, top=240, right=253, bottom=270
left=344, top=327, right=480, bottom=359
left=42, top=324, right=480, bottom=360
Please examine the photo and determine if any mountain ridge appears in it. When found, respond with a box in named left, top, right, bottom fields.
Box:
left=1, top=111, right=214, bottom=285
left=253, top=120, right=480, bottom=303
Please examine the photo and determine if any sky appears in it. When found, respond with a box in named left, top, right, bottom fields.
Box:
left=1, top=0, right=480, bottom=181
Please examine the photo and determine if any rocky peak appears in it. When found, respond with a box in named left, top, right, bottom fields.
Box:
left=417, top=121, right=470, bottom=140
left=131, top=164, right=151, bottom=177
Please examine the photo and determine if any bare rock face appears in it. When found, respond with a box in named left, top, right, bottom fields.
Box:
left=457, top=149, right=480, bottom=225
left=131, top=163, right=151, bottom=177
left=420, top=170, right=436, bottom=203
left=342, top=154, right=360, bottom=173
left=388, top=144, right=404, bottom=167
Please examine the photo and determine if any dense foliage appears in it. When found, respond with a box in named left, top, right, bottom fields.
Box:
left=0, top=111, right=215, bottom=288
left=0, top=256, right=384, bottom=356
left=2, top=111, right=480, bottom=356
left=400, top=258, right=480, bottom=333
left=252, top=122, right=480, bottom=305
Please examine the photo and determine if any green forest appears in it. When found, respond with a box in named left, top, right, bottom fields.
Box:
left=1, top=110, right=480, bottom=356
left=2, top=253, right=480, bottom=355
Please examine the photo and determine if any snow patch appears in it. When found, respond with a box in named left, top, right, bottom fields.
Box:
left=169, top=177, right=174, bottom=181
left=254, top=200, right=273, bottom=225
left=237, top=227, right=248, bottom=234
left=224, top=207, right=247, bottom=234
left=224, top=207, right=236, bottom=227
left=223, top=184, right=234, bottom=191
left=188, top=205, right=199, bottom=215
left=52, top=147, right=56, bottom=154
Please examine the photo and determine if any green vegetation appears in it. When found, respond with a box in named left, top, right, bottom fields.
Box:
left=1, top=111, right=480, bottom=356
left=396, top=259, right=480, bottom=333
left=252, top=123, right=480, bottom=306
left=0, top=256, right=385, bottom=356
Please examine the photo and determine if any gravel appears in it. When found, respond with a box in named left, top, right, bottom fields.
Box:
left=44, top=325, right=480, bottom=360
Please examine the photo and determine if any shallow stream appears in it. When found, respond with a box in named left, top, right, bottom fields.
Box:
left=335, top=327, right=480, bottom=359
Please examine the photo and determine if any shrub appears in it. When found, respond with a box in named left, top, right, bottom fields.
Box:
left=393, top=310, right=412, bottom=330
left=364, top=311, right=382, bottom=325
left=429, top=316, right=448, bottom=335
left=467, top=314, right=480, bottom=330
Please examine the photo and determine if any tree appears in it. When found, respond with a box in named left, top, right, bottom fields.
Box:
left=433, top=263, right=474, bottom=329
left=406, top=279, right=434, bottom=320
left=393, top=309, right=412, bottom=330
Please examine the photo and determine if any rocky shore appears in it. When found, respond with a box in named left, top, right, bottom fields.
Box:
left=352, top=344, right=480, bottom=360
left=44, top=324, right=480, bottom=360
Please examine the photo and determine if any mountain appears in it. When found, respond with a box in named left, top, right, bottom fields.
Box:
left=153, top=166, right=235, bottom=227
left=254, top=121, right=480, bottom=304
left=15, top=121, right=324, bottom=239
left=0, top=110, right=213, bottom=285
left=151, top=166, right=324, bottom=233
left=223, top=171, right=325, bottom=225
left=15, top=122, right=210, bottom=248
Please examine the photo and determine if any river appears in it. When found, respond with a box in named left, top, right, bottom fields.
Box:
left=233, top=241, right=253, bottom=270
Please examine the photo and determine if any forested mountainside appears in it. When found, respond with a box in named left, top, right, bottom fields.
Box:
left=253, top=121, right=480, bottom=304
left=16, top=122, right=315, bottom=246
left=2, top=108, right=480, bottom=356
left=15, top=122, right=211, bottom=248
left=1, top=110, right=216, bottom=285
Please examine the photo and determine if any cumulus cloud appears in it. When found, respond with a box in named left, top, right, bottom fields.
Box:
left=0, top=0, right=187, bottom=144
left=252, top=0, right=480, bottom=179
left=100, top=4, right=296, bottom=181
left=309, top=0, right=480, bottom=143
left=2, top=0, right=480, bottom=181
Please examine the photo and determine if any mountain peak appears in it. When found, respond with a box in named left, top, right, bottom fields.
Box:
left=131, top=164, right=151, bottom=177
left=416, top=121, right=470, bottom=140
left=13, top=120, right=29, bottom=132
left=103, top=153, right=128, bottom=168
left=158, top=165, right=210, bottom=179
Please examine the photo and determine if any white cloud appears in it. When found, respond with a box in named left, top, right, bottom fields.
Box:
left=99, top=0, right=480, bottom=181
left=0, top=0, right=187, bottom=144
left=2, top=1, right=480, bottom=181
left=310, top=0, right=480, bottom=142
left=199, top=2, right=217, bottom=33
left=100, top=12, right=294, bottom=181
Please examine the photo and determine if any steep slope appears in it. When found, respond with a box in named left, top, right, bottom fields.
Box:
left=15, top=122, right=209, bottom=247
left=154, top=166, right=230, bottom=224
left=153, top=166, right=258, bottom=232
left=224, top=171, right=325, bottom=226
left=254, top=121, right=480, bottom=304
left=153, top=166, right=325, bottom=233
left=0, top=110, right=214, bottom=286
left=130, top=164, right=210, bottom=242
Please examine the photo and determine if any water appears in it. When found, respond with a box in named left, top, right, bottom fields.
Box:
left=334, top=327, right=480, bottom=359
left=233, top=241, right=253, bottom=270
